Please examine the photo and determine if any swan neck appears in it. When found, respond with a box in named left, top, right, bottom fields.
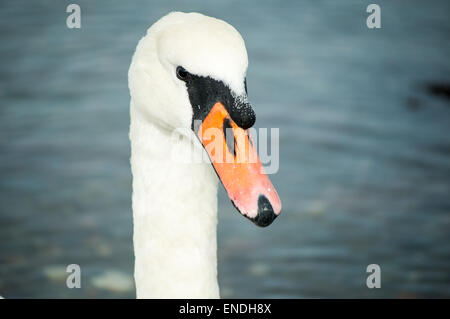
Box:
left=130, top=104, right=220, bottom=298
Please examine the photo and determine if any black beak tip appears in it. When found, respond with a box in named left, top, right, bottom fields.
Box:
left=253, top=195, right=277, bottom=227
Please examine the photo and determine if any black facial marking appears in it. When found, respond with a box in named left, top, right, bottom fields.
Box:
left=180, top=69, right=255, bottom=131
left=223, top=118, right=236, bottom=157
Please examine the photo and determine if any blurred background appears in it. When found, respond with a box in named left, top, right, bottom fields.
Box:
left=0, top=0, right=449, bottom=298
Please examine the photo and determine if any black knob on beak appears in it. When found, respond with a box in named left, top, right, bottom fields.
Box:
left=230, top=99, right=255, bottom=130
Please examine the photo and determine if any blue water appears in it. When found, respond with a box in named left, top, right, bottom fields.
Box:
left=0, top=0, right=449, bottom=298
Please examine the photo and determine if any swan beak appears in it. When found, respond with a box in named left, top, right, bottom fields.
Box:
left=197, top=102, right=282, bottom=227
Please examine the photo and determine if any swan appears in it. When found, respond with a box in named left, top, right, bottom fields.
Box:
left=128, top=12, right=282, bottom=298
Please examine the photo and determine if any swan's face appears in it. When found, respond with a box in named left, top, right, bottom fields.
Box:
left=129, top=12, right=281, bottom=226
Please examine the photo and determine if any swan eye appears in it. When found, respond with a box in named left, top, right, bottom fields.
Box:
left=176, top=66, right=189, bottom=81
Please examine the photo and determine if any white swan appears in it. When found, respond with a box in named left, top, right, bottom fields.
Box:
left=128, top=12, right=281, bottom=298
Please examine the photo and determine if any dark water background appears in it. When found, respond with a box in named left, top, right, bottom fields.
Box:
left=0, top=0, right=449, bottom=298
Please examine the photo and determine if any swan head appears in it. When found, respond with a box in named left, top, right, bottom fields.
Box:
left=129, top=12, right=281, bottom=226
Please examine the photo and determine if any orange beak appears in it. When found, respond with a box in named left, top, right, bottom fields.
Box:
left=198, top=102, right=281, bottom=227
